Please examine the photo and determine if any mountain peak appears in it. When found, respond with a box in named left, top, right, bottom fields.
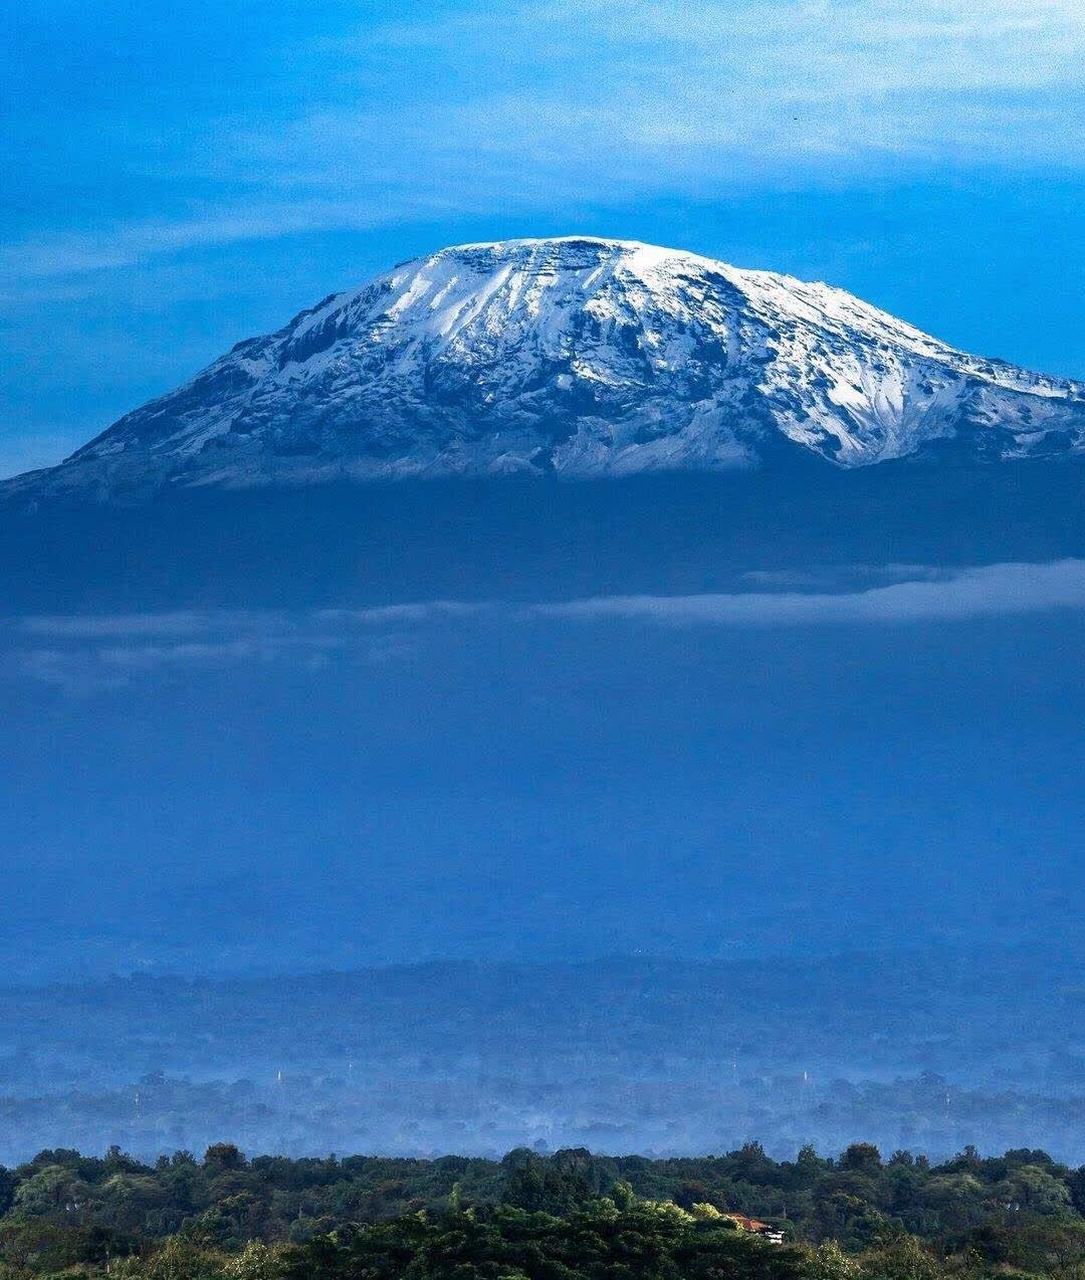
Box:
left=7, top=237, right=1085, bottom=502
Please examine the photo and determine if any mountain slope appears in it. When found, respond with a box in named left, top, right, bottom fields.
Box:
left=8, top=237, right=1085, bottom=500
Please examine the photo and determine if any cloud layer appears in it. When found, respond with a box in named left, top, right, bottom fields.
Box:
left=7, top=561, right=1085, bottom=692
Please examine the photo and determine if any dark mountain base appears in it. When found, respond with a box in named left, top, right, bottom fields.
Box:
left=4, top=461, right=1085, bottom=613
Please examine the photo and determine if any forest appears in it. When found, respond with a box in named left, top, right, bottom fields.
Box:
left=3, top=1142, right=1085, bottom=1279
left=5, top=952, right=1085, bottom=1164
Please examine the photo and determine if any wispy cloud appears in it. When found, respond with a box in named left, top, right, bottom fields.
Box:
left=3, top=0, right=1084, bottom=294
left=306, top=0, right=1085, bottom=173
left=20, top=611, right=234, bottom=638
left=313, top=602, right=487, bottom=626
left=536, top=561, right=1085, bottom=626
left=0, top=202, right=406, bottom=283
left=16, top=601, right=483, bottom=641
left=3, top=601, right=484, bottom=692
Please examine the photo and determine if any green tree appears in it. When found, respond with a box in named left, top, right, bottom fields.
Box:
left=857, top=1235, right=942, bottom=1280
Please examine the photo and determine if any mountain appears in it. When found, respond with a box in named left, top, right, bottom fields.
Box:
left=6, top=237, right=1085, bottom=503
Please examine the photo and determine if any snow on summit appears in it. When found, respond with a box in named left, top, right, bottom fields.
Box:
left=9, top=237, right=1085, bottom=499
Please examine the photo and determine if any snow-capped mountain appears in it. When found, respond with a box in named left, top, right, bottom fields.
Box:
left=9, top=237, right=1085, bottom=499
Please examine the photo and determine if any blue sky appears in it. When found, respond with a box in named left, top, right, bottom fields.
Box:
left=3, top=0, right=1085, bottom=477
